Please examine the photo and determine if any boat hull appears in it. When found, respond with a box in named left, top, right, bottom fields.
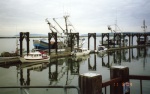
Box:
left=20, top=57, right=50, bottom=63
left=71, top=49, right=90, bottom=56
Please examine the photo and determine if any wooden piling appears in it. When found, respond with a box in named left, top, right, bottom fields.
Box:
left=79, top=73, right=102, bottom=94
left=110, top=66, right=130, bottom=94
left=19, top=32, right=30, bottom=57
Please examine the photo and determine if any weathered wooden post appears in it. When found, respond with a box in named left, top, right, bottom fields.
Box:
left=110, top=66, right=130, bottom=94
left=19, top=32, right=30, bottom=57
left=79, top=73, right=102, bottom=94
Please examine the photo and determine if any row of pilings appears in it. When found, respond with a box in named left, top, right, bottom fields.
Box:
left=19, top=32, right=150, bottom=56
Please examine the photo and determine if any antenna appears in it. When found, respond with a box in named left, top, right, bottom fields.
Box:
left=141, top=19, right=147, bottom=33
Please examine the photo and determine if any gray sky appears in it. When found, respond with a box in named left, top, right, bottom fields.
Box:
left=0, top=0, right=150, bottom=36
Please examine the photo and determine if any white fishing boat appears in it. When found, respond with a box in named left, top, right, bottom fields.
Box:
left=97, top=45, right=108, bottom=57
left=97, top=45, right=107, bottom=53
left=100, top=17, right=128, bottom=47
left=20, top=51, right=50, bottom=63
left=71, top=48, right=91, bottom=56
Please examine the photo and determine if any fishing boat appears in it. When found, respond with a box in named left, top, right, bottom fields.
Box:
left=97, top=45, right=107, bottom=53
left=136, top=36, right=149, bottom=45
left=33, top=38, right=65, bottom=50
left=33, top=37, right=85, bottom=50
left=97, top=45, right=108, bottom=57
left=33, top=15, right=86, bottom=51
left=20, top=51, right=50, bottom=63
left=71, top=48, right=91, bottom=56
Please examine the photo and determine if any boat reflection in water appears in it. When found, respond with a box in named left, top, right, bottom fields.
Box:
left=15, top=55, right=90, bottom=87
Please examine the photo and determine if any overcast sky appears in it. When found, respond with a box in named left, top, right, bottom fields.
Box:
left=0, top=0, right=150, bottom=36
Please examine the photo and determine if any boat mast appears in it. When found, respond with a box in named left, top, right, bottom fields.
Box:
left=64, top=15, right=69, bottom=34
left=53, top=18, right=65, bottom=33
left=141, top=19, right=147, bottom=33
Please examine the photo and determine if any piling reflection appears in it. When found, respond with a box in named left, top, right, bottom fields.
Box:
left=48, top=55, right=89, bottom=85
left=97, top=47, right=148, bottom=68
left=88, top=54, right=96, bottom=71
left=19, top=62, right=49, bottom=86
left=132, top=47, right=147, bottom=60
left=20, top=69, right=30, bottom=86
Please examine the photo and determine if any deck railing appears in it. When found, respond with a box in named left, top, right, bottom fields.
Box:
left=0, top=85, right=81, bottom=94
left=129, top=75, right=150, bottom=94
left=101, top=75, right=150, bottom=94
left=102, top=77, right=122, bottom=94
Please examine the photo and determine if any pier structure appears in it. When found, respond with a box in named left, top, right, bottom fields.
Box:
left=88, top=33, right=96, bottom=51
left=114, top=33, right=121, bottom=47
left=101, top=33, right=110, bottom=48
left=101, top=32, right=150, bottom=51
left=123, top=33, right=131, bottom=47
left=132, top=33, right=150, bottom=45
left=19, top=32, right=30, bottom=57
left=131, top=33, right=144, bottom=45
left=68, top=33, right=79, bottom=51
left=48, top=32, right=57, bottom=55
left=16, top=32, right=150, bottom=59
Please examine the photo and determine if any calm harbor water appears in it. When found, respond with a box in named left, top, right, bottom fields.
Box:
left=0, top=37, right=150, bottom=94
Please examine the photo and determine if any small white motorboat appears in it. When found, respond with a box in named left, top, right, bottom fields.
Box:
left=20, top=51, right=50, bottom=63
left=97, top=45, right=108, bottom=57
left=71, top=48, right=91, bottom=56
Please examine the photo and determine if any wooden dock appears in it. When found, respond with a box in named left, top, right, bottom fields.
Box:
left=0, top=57, right=21, bottom=68
left=50, top=52, right=71, bottom=59
left=107, top=45, right=149, bottom=51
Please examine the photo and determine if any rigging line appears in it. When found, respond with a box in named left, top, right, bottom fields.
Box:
left=67, top=19, right=77, bottom=33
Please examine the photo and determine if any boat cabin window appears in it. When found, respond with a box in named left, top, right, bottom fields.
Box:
left=98, top=47, right=104, bottom=50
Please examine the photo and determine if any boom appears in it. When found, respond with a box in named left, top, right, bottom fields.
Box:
left=53, top=18, right=65, bottom=33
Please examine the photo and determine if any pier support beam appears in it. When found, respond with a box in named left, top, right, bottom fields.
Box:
left=68, top=33, right=79, bottom=51
left=114, top=33, right=121, bottom=48
left=88, top=33, right=96, bottom=51
left=110, top=66, right=130, bottom=94
left=19, top=32, right=30, bottom=57
left=123, top=33, right=131, bottom=47
left=102, top=33, right=109, bottom=48
left=79, top=73, right=102, bottom=94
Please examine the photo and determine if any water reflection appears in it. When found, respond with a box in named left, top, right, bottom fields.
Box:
left=48, top=56, right=90, bottom=85
left=88, top=54, right=96, bottom=71
left=0, top=47, right=149, bottom=93
left=97, top=47, right=148, bottom=68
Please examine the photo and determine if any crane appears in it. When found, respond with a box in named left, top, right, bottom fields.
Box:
left=45, top=18, right=62, bottom=35
left=53, top=18, right=65, bottom=34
